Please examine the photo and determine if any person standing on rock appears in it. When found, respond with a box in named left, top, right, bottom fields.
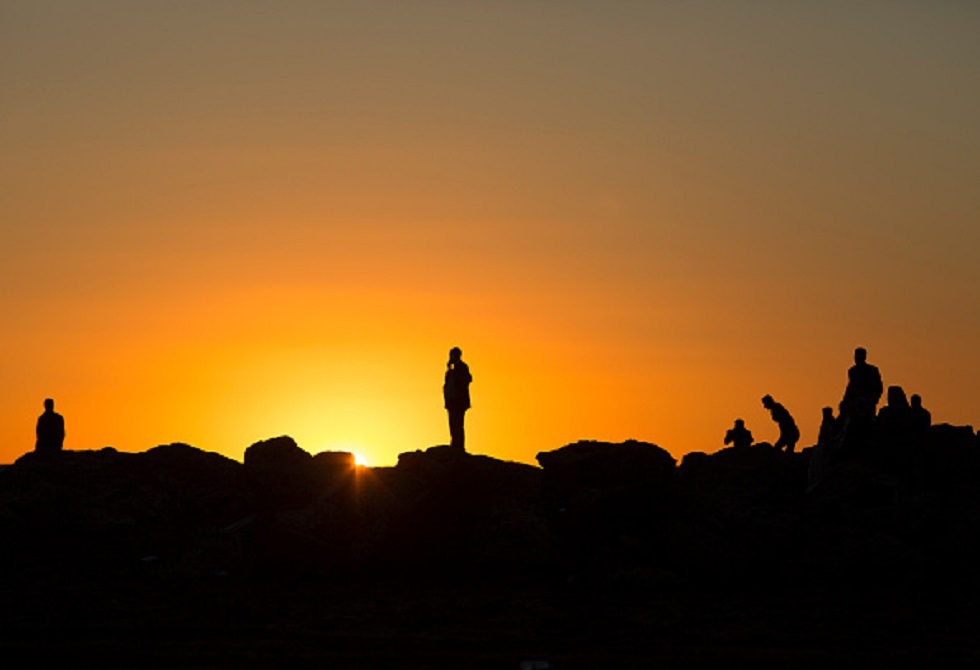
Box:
left=842, top=347, right=883, bottom=422
left=762, top=394, right=799, bottom=453
left=443, top=347, right=472, bottom=451
left=35, top=398, right=65, bottom=454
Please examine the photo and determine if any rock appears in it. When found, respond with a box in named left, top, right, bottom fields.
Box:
left=536, top=439, right=676, bottom=491
left=242, top=436, right=319, bottom=510
left=243, top=435, right=312, bottom=470
left=374, top=446, right=549, bottom=573
left=668, top=444, right=808, bottom=580
left=535, top=440, right=677, bottom=581
left=0, top=445, right=248, bottom=577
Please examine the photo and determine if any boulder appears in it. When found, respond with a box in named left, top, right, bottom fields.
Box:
left=243, top=435, right=312, bottom=470
left=373, top=445, right=549, bottom=573
left=535, top=440, right=677, bottom=580
left=0, top=445, right=248, bottom=576
left=536, top=439, right=676, bottom=491
left=243, top=436, right=320, bottom=510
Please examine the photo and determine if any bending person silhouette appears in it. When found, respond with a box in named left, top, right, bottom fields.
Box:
left=35, top=398, right=65, bottom=454
left=762, top=394, right=799, bottom=453
left=443, top=347, right=472, bottom=451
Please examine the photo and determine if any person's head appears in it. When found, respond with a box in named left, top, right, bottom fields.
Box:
left=43, top=398, right=54, bottom=412
left=911, top=394, right=922, bottom=409
left=734, top=419, right=745, bottom=429
left=854, top=347, right=867, bottom=364
left=761, top=395, right=774, bottom=409
left=887, top=385, right=908, bottom=408
left=448, top=347, right=462, bottom=364
left=822, top=406, right=834, bottom=419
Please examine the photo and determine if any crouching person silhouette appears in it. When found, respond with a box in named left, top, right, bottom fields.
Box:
left=443, top=347, right=472, bottom=451
left=36, top=398, right=65, bottom=454
left=724, top=419, right=753, bottom=450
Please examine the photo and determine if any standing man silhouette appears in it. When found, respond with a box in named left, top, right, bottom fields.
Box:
left=35, top=398, right=65, bottom=454
left=842, top=346, right=883, bottom=422
left=443, top=347, right=472, bottom=451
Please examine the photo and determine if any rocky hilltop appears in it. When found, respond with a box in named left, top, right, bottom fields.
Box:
left=2, top=427, right=980, bottom=666
left=5, top=428, right=980, bottom=583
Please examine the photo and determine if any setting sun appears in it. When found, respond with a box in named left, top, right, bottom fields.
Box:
left=2, top=4, right=979, bottom=665
left=0, top=3, right=977, bottom=468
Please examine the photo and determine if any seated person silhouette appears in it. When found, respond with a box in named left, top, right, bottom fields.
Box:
left=909, top=394, right=931, bottom=433
left=817, top=406, right=839, bottom=446
left=876, top=385, right=912, bottom=441
left=443, top=347, right=472, bottom=451
left=724, top=419, right=753, bottom=450
left=762, top=394, right=800, bottom=453
left=842, top=347, right=883, bottom=422
left=35, top=398, right=65, bottom=454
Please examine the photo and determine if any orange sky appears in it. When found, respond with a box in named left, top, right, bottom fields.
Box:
left=2, top=2, right=978, bottom=465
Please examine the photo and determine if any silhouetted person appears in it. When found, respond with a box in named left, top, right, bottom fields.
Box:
left=809, top=407, right=841, bottom=492
left=874, top=385, right=915, bottom=476
left=818, top=406, right=839, bottom=447
left=762, top=394, right=799, bottom=453
left=443, top=347, right=472, bottom=451
left=876, top=385, right=912, bottom=439
left=910, top=394, right=931, bottom=433
left=35, top=398, right=65, bottom=454
left=842, top=347, right=883, bottom=422
left=724, top=419, right=753, bottom=450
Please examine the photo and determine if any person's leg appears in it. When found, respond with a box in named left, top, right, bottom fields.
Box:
left=449, top=408, right=465, bottom=450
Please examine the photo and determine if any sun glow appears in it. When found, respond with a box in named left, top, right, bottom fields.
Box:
left=352, top=452, right=369, bottom=467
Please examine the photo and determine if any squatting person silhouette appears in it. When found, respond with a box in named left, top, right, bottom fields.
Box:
left=35, top=398, right=65, bottom=454
left=724, top=419, right=753, bottom=450
left=762, top=394, right=799, bottom=453
left=443, top=347, right=472, bottom=451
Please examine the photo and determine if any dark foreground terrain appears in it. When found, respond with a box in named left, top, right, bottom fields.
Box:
left=2, top=428, right=980, bottom=668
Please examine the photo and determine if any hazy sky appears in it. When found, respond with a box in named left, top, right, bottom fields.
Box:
left=2, top=1, right=978, bottom=465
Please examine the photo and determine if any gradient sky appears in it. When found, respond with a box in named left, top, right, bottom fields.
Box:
left=2, top=1, right=978, bottom=466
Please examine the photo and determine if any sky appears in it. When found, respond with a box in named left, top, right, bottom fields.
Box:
left=2, top=1, right=978, bottom=466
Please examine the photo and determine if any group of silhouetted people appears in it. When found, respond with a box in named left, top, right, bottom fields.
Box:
left=32, top=344, right=936, bottom=467
left=725, top=395, right=801, bottom=454
left=818, top=347, right=932, bottom=455
left=723, top=346, right=933, bottom=468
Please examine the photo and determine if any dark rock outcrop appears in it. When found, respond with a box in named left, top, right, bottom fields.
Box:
left=536, top=439, right=676, bottom=491
left=242, top=436, right=356, bottom=511
left=377, top=445, right=549, bottom=573
left=0, top=445, right=248, bottom=577
left=1, top=422, right=979, bottom=590
left=535, top=440, right=677, bottom=582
